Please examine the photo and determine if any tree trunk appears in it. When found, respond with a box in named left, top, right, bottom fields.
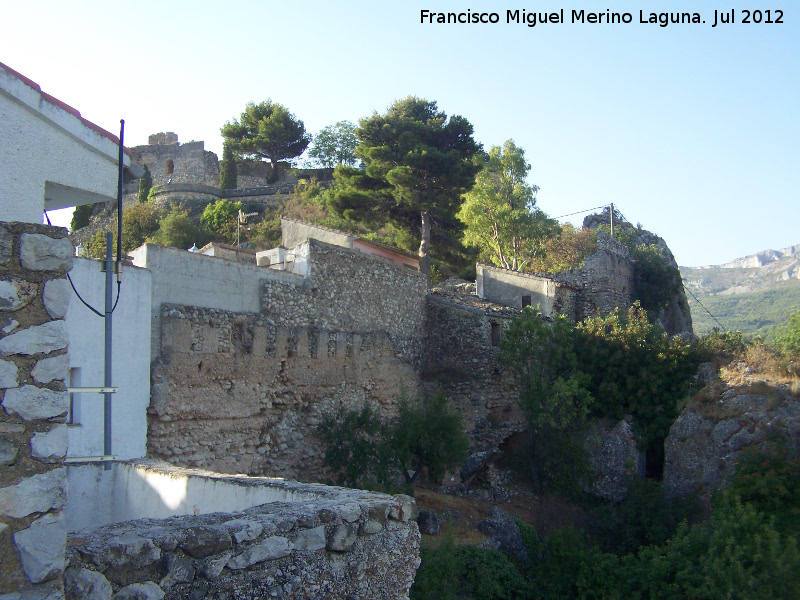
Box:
left=419, top=211, right=431, bottom=289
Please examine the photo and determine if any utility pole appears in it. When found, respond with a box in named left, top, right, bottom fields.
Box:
left=610, top=203, right=614, bottom=238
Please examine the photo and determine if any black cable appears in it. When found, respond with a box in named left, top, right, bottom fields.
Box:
left=43, top=211, right=122, bottom=317
left=553, top=204, right=608, bottom=220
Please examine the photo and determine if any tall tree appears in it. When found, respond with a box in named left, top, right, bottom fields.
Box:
left=219, top=142, right=238, bottom=190
left=458, top=140, right=557, bottom=270
left=308, top=121, right=359, bottom=167
left=220, top=100, right=310, bottom=182
left=331, top=97, right=482, bottom=287
left=138, top=165, right=153, bottom=204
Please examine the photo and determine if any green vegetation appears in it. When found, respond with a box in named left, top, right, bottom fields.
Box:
left=331, top=96, right=483, bottom=287
left=308, top=120, right=359, bottom=167
left=411, top=442, right=800, bottom=599
left=221, top=100, right=311, bottom=182
left=576, top=304, right=697, bottom=471
left=219, top=142, right=238, bottom=190
left=201, top=199, right=243, bottom=242
left=499, top=308, right=593, bottom=492
left=458, top=140, right=556, bottom=271
left=138, top=165, right=152, bottom=204
left=149, top=205, right=210, bottom=250
left=316, top=393, right=468, bottom=492
left=687, top=285, right=800, bottom=340
left=527, top=224, right=597, bottom=274
left=121, top=202, right=160, bottom=253
left=70, top=203, right=95, bottom=231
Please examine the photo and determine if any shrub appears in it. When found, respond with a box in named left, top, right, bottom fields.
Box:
left=316, top=393, right=468, bottom=491
left=121, top=202, right=160, bottom=253
left=776, top=311, right=800, bottom=356
left=149, top=205, right=210, bottom=250
left=70, top=203, right=95, bottom=231
left=201, top=199, right=243, bottom=242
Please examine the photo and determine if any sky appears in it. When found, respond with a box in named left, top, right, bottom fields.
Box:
left=3, top=1, right=798, bottom=267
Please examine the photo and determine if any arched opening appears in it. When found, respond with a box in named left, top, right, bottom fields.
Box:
left=165, top=159, right=174, bottom=175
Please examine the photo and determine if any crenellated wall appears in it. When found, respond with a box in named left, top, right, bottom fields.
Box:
left=0, top=222, right=72, bottom=598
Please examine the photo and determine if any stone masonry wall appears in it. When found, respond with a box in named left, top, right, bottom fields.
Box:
left=130, top=141, right=220, bottom=187
left=65, top=467, right=420, bottom=600
left=555, top=232, right=634, bottom=321
left=262, top=239, right=427, bottom=367
left=149, top=305, right=419, bottom=481
left=0, top=222, right=72, bottom=598
left=422, top=295, right=526, bottom=457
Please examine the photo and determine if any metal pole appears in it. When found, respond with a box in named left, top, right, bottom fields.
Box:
left=116, top=120, right=124, bottom=266
left=103, top=232, right=113, bottom=470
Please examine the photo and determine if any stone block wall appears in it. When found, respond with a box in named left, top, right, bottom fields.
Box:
left=262, top=239, right=427, bottom=367
left=555, top=232, right=634, bottom=320
left=65, top=475, right=420, bottom=600
left=148, top=305, right=418, bottom=481
left=422, top=295, right=526, bottom=455
left=130, top=141, right=220, bottom=187
left=0, top=222, right=72, bottom=598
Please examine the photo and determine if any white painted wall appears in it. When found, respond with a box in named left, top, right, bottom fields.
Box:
left=65, top=258, right=152, bottom=460
left=65, top=461, right=345, bottom=533
left=130, top=244, right=304, bottom=359
left=0, top=64, right=131, bottom=223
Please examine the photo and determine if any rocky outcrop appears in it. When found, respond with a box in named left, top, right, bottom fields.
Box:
left=584, top=419, right=646, bottom=503
left=663, top=380, right=800, bottom=500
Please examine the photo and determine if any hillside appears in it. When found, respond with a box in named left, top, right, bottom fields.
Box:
left=681, top=243, right=800, bottom=339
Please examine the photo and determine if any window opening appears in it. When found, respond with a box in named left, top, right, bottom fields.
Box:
left=165, top=159, right=175, bottom=175
left=522, top=295, right=532, bottom=307
left=491, top=322, right=502, bottom=346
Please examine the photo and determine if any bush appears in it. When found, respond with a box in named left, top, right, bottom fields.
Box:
left=316, top=393, right=468, bottom=491
left=85, top=230, right=116, bottom=259
left=121, top=202, right=160, bottom=253
left=412, top=539, right=530, bottom=600
left=776, top=311, right=800, bottom=356
left=149, top=205, right=210, bottom=250
left=629, top=243, right=682, bottom=315
left=201, top=199, right=243, bottom=242
left=70, top=203, right=95, bottom=231
left=575, top=303, right=697, bottom=472
left=499, top=307, right=593, bottom=492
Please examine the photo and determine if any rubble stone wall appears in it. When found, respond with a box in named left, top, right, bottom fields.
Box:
left=130, top=141, right=220, bottom=187
left=0, top=222, right=72, bottom=598
left=65, top=462, right=420, bottom=600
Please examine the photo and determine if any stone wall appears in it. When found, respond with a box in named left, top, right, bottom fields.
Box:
left=422, top=294, right=526, bottom=457
left=65, top=462, right=420, bottom=600
left=0, top=222, right=72, bottom=598
left=555, top=232, right=634, bottom=321
left=130, top=141, right=220, bottom=187
left=148, top=305, right=418, bottom=480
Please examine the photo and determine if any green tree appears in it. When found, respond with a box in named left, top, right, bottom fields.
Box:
left=331, top=97, right=482, bottom=288
left=499, top=307, right=593, bottom=491
left=575, top=303, right=697, bottom=471
left=121, top=202, right=160, bottom=253
left=308, top=121, right=359, bottom=167
left=219, top=142, right=238, bottom=190
left=776, top=311, right=800, bottom=355
left=138, top=165, right=153, bottom=204
left=149, top=205, right=210, bottom=250
left=70, top=203, right=95, bottom=231
left=458, top=140, right=557, bottom=271
left=201, top=199, right=242, bottom=242
left=220, top=100, right=310, bottom=182
left=85, top=230, right=116, bottom=259
left=527, top=224, right=598, bottom=274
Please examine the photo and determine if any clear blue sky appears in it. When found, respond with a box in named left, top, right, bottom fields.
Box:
left=3, top=1, right=797, bottom=266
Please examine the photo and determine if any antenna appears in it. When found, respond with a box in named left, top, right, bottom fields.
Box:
left=237, top=209, right=259, bottom=260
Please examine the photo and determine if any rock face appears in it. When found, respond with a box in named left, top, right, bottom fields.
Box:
left=476, top=506, right=528, bottom=563
left=584, top=419, right=646, bottom=503
left=583, top=213, right=693, bottom=337
left=663, top=382, right=800, bottom=500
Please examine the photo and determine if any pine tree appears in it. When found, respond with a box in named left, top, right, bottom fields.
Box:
left=219, top=143, right=238, bottom=190
left=138, top=165, right=153, bottom=204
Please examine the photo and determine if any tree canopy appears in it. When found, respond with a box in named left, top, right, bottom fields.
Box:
left=219, top=142, right=237, bottom=190
left=308, top=121, right=359, bottom=167
left=458, top=140, right=557, bottom=271
left=220, top=100, right=310, bottom=180
left=330, top=97, right=482, bottom=287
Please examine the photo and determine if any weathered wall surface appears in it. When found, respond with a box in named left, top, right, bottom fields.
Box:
left=422, top=294, right=526, bottom=456
left=65, top=472, right=420, bottom=600
left=145, top=240, right=426, bottom=480
left=130, top=141, right=220, bottom=187
left=0, top=222, right=71, bottom=598
left=555, top=232, right=634, bottom=321
left=65, top=258, right=152, bottom=460
left=148, top=305, right=418, bottom=480
left=476, top=264, right=568, bottom=316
